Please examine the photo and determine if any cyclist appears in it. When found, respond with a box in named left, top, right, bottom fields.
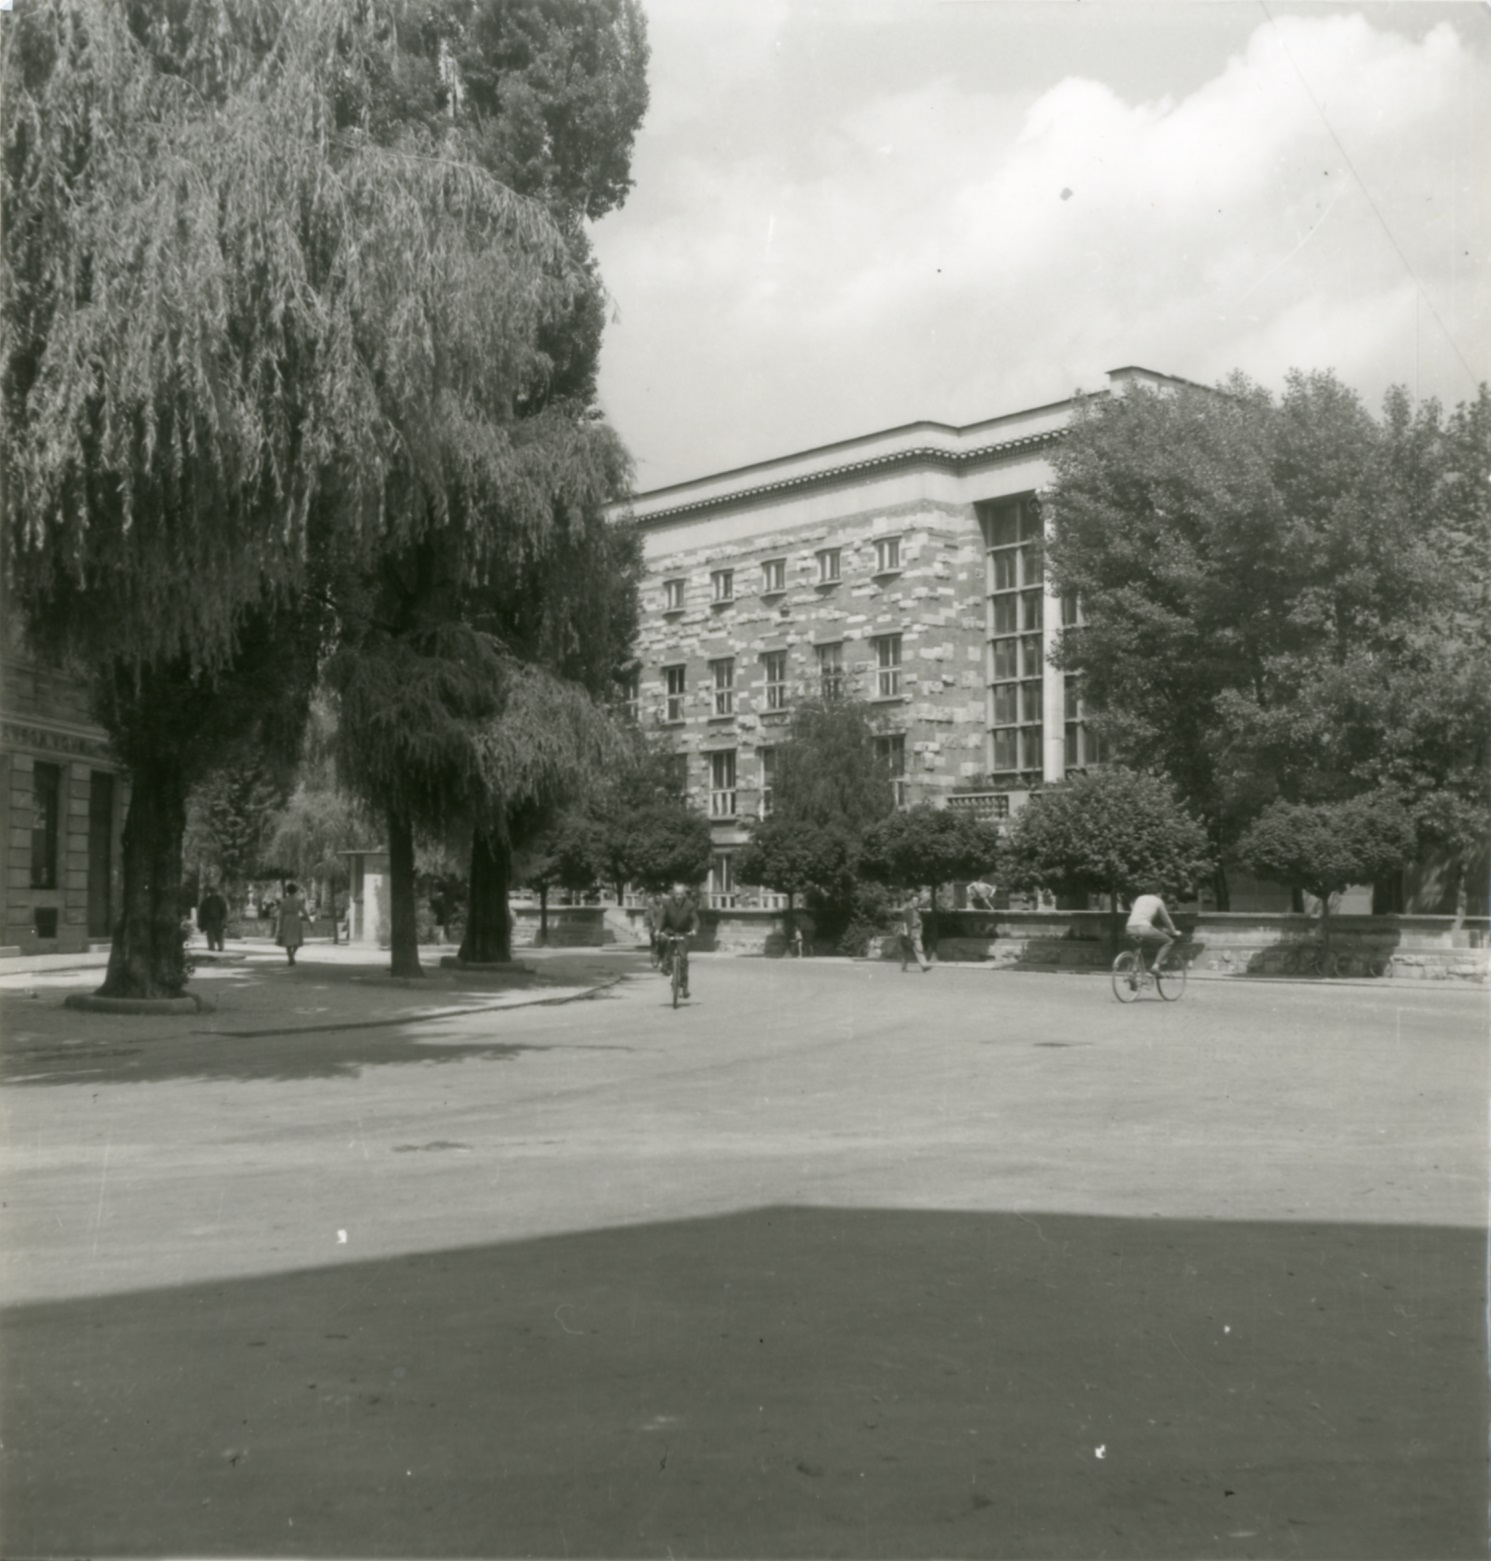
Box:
left=1125, top=884, right=1180, bottom=977
left=656, top=882, right=698, bottom=999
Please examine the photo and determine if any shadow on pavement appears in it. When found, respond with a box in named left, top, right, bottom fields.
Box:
left=2, top=1204, right=1482, bottom=1559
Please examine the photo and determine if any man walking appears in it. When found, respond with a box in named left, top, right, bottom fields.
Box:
left=197, top=883, right=228, bottom=952
left=900, top=894, right=932, bottom=973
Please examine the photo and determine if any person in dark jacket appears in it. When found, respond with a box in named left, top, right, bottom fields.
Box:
left=197, top=885, right=228, bottom=952
left=656, top=883, right=699, bottom=998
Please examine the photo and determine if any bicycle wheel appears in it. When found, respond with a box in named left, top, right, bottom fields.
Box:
left=671, top=948, right=681, bottom=1008
left=1155, top=950, right=1187, bottom=1001
left=1112, top=951, right=1141, bottom=1002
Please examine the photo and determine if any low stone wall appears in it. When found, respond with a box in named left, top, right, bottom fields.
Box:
left=919, top=910, right=1489, bottom=981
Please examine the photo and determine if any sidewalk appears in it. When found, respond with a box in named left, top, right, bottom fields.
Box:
left=0, top=939, right=635, bottom=1042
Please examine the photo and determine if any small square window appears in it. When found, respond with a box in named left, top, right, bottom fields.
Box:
left=817, top=548, right=841, bottom=584
left=761, top=558, right=786, bottom=595
left=663, top=578, right=685, bottom=612
left=874, top=537, right=902, bottom=574
left=711, top=569, right=734, bottom=604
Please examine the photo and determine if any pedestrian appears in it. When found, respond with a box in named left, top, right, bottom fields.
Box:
left=900, top=894, right=932, bottom=973
left=642, top=891, right=665, bottom=964
left=276, top=881, right=307, bottom=966
left=197, top=883, right=228, bottom=952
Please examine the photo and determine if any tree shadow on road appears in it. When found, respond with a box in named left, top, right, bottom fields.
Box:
left=2, top=1204, right=1483, bottom=1559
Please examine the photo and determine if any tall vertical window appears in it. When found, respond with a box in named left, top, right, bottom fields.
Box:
left=663, top=578, right=685, bottom=612
left=619, top=668, right=641, bottom=723
left=874, top=536, right=902, bottom=574
left=816, top=641, right=844, bottom=698
left=758, top=746, right=777, bottom=817
left=709, top=750, right=737, bottom=817
left=817, top=548, right=841, bottom=584
left=874, top=732, right=908, bottom=807
left=711, top=657, right=735, bottom=717
left=664, top=664, right=687, bottom=723
left=711, top=568, right=734, bottom=603
left=1064, top=676, right=1107, bottom=771
left=873, top=633, right=903, bottom=698
left=761, top=558, right=786, bottom=595
left=30, top=762, right=61, bottom=890
left=762, top=650, right=788, bottom=711
left=709, top=851, right=736, bottom=907
left=984, top=495, right=1044, bottom=775
left=664, top=752, right=689, bottom=798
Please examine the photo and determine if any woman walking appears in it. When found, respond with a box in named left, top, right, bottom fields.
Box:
left=276, top=882, right=307, bottom=966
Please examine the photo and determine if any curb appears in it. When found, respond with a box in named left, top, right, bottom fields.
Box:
left=65, top=991, right=217, bottom=1015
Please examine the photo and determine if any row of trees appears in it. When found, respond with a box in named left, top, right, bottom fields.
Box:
left=1047, top=370, right=1490, bottom=915
left=3, top=0, right=652, bottom=993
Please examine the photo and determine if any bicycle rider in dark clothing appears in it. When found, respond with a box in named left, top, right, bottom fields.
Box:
left=656, top=883, right=698, bottom=999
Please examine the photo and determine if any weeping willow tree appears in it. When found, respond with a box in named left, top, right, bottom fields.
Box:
left=2, top=0, right=582, bottom=995
left=319, top=0, right=649, bottom=976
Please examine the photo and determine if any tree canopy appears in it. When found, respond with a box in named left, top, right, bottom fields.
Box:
left=1046, top=370, right=1490, bottom=904
left=859, top=804, right=1004, bottom=908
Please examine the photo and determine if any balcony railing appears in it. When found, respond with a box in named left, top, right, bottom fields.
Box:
left=947, top=791, right=1011, bottom=822
left=710, top=789, right=737, bottom=818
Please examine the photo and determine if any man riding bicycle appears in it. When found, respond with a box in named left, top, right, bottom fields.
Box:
left=656, top=882, right=698, bottom=1000
left=1125, top=884, right=1180, bottom=974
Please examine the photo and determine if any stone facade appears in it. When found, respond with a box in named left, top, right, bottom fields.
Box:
left=619, top=368, right=1179, bottom=900
left=1, top=653, right=127, bottom=956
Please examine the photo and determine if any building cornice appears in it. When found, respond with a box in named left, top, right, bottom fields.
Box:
left=630, top=427, right=1068, bottom=529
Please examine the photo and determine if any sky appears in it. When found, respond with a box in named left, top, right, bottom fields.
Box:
left=588, top=1, right=1491, bottom=494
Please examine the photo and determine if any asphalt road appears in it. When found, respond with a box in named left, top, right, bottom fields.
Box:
left=0, top=952, right=1485, bottom=1558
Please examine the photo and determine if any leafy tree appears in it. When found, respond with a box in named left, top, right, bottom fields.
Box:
left=3, top=1, right=569, bottom=994
left=773, top=695, right=898, bottom=830
left=609, top=803, right=713, bottom=897
left=733, top=815, right=858, bottom=939
left=1046, top=370, right=1477, bottom=903
left=323, top=0, right=649, bottom=975
left=517, top=812, right=607, bottom=943
left=859, top=804, right=1004, bottom=913
left=1235, top=792, right=1417, bottom=959
left=1002, top=767, right=1214, bottom=948
left=184, top=762, right=291, bottom=897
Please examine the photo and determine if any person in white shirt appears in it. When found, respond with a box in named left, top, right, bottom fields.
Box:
left=1125, top=886, right=1180, bottom=973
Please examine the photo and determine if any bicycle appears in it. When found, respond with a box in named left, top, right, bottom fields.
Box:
left=1112, top=934, right=1188, bottom=1002
left=659, top=932, right=689, bottom=1008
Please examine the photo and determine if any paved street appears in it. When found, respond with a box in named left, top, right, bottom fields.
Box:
left=0, top=950, right=1485, bottom=1558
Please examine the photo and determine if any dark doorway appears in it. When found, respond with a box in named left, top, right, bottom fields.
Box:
left=87, top=770, right=114, bottom=938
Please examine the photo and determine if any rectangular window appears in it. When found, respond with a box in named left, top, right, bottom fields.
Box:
left=816, top=641, right=844, bottom=698
left=762, top=650, right=788, bottom=711
left=874, top=633, right=903, bottom=698
left=761, top=557, right=786, bottom=594
left=711, top=568, right=734, bottom=603
left=759, top=746, right=777, bottom=817
left=709, top=851, right=736, bottom=907
left=1064, top=675, right=1106, bottom=772
left=874, top=732, right=908, bottom=808
left=711, top=657, right=735, bottom=717
left=710, top=750, right=737, bottom=818
left=817, top=548, right=841, bottom=584
left=663, top=578, right=685, bottom=612
left=664, top=752, right=688, bottom=798
left=619, top=669, right=641, bottom=723
left=1061, top=591, right=1084, bottom=628
left=874, top=536, right=902, bottom=574
left=30, top=762, right=61, bottom=890
left=664, top=664, right=686, bottom=723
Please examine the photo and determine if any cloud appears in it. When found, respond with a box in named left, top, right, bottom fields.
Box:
left=594, top=12, right=1488, bottom=488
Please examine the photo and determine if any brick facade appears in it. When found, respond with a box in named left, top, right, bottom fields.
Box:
left=619, top=369, right=1183, bottom=900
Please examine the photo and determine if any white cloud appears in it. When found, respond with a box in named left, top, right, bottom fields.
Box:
left=595, top=11, right=1489, bottom=488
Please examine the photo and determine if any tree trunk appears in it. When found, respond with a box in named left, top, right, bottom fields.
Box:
left=461, top=827, right=512, bottom=964
left=1318, top=888, right=1332, bottom=969
left=99, top=757, right=190, bottom=999
left=386, top=808, right=422, bottom=978
left=538, top=885, right=549, bottom=945
left=1108, top=882, right=1126, bottom=958
left=1211, top=861, right=1230, bottom=911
